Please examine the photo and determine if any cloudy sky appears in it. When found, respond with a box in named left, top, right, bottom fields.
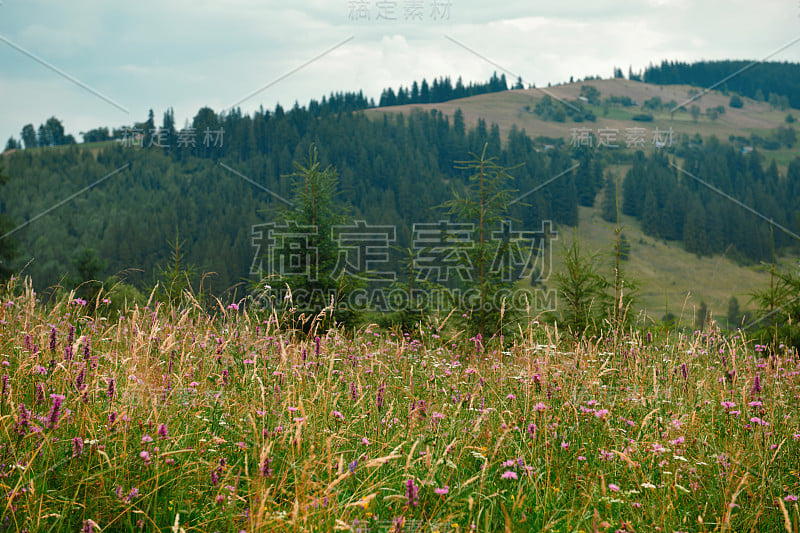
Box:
left=0, top=0, right=797, bottom=143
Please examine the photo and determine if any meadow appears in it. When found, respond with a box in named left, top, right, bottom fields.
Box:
left=1, top=276, right=799, bottom=532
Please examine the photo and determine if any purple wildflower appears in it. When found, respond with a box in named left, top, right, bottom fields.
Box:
left=260, top=457, right=273, bottom=478
left=376, top=382, right=385, bottom=410
left=405, top=478, right=419, bottom=507
left=49, top=325, right=57, bottom=353
left=72, top=437, right=84, bottom=457
left=158, top=424, right=169, bottom=439
left=751, top=373, right=761, bottom=395
left=14, top=403, right=30, bottom=436
left=48, top=394, right=65, bottom=429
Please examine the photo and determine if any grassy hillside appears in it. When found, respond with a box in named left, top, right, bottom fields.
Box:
left=544, top=201, right=772, bottom=327
left=366, top=79, right=795, bottom=166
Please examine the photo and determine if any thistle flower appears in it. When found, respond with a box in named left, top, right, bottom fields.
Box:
left=158, top=423, right=169, bottom=439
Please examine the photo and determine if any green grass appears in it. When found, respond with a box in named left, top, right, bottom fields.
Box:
left=541, top=201, right=777, bottom=324
left=1, top=278, right=799, bottom=532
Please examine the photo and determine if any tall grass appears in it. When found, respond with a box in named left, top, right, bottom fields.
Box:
left=0, top=276, right=798, bottom=532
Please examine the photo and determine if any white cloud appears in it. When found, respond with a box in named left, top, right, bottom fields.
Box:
left=1, top=0, right=798, bottom=143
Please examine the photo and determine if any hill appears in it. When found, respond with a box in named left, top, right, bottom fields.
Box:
left=366, top=78, right=797, bottom=167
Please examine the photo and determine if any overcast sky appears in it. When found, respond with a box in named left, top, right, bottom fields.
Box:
left=1, top=0, right=797, bottom=143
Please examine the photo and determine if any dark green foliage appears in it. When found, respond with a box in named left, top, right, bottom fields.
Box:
left=263, top=146, right=364, bottom=330
left=727, top=296, right=742, bottom=328
left=534, top=96, right=596, bottom=123
left=69, top=247, right=108, bottom=305
left=442, top=144, right=518, bottom=337
left=580, top=85, right=601, bottom=105
left=601, top=172, right=619, bottom=223
left=643, top=60, right=800, bottom=109
left=0, top=162, right=17, bottom=282
left=555, top=234, right=609, bottom=335
left=729, top=95, right=744, bottom=108
left=379, top=72, right=507, bottom=107
left=620, top=147, right=797, bottom=264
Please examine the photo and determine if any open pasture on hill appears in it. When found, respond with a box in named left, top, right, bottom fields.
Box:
left=0, top=277, right=799, bottom=532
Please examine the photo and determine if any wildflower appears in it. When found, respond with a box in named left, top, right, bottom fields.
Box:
left=506, top=393, right=516, bottom=400
left=376, top=382, right=385, bottom=410
left=578, top=455, right=586, bottom=461
left=139, top=451, right=151, bottom=464
left=721, top=401, right=735, bottom=409
left=405, top=478, right=419, bottom=506
left=72, top=437, right=84, bottom=457
left=332, top=410, right=344, bottom=419
left=260, top=457, right=273, bottom=477
left=608, top=483, right=620, bottom=492
left=561, top=441, right=570, bottom=449
left=362, top=437, right=370, bottom=446
left=349, top=459, right=358, bottom=474
left=227, top=303, right=239, bottom=311
left=142, top=434, right=153, bottom=444
left=49, top=325, right=57, bottom=353
left=158, top=424, right=169, bottom=439
left=501, top=471, right=518, bottom=480
left=14, top=403, right=30, bottom=436
left=594, top=409, right=609, bottom=419
left=48, top=394, right=65, bottom=429
left=434, top=485, right=449, bottom=495
left=751, top=373, right=761, bottom=395
left=533, top=402, right=547, bottom=412
left=785, top=495, right=799, bottom=502
left=670, top=436, right=685, bottom=446
left=750, top=417, right=769, bottom=426
left=125, top=487, right=139, bottom=502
